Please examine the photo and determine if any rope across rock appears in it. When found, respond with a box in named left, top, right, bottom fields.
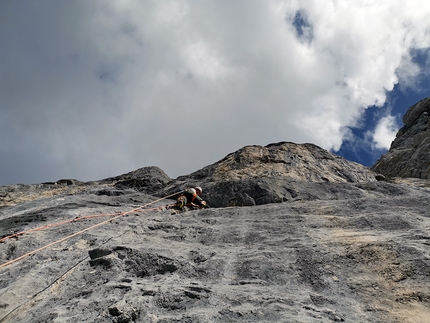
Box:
left=0, top=192, right=180, bottom=269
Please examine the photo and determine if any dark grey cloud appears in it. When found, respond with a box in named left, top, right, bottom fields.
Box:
left=1, top=0, right=429, bottom=185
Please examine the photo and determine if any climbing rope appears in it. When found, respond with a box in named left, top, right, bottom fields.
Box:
left=0, top=204, right=174, bottom=243
left=0, top=192, right=180, bottom=269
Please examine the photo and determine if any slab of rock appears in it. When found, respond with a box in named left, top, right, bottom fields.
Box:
left=0, top=182, right=429, bottom=323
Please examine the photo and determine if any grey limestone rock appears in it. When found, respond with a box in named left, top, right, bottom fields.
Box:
left=156, top=142, right=382, bottom=207
left=104, top=166, right=171, bottom=194
left=0, top=182, right=429, bottom=323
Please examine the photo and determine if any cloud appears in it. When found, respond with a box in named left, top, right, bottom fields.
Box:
left=371, top=115, right=399, bottom=150
left=183, top=41, right=231, bottom=81
left=0, top=0, right=429, bottom=185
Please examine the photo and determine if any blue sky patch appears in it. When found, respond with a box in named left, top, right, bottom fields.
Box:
left=291, top=9, right=314, bottom=43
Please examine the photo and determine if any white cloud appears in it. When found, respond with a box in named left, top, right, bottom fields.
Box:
left=0, top=0, right=429, bottom=185
left=183, top=41, right=231, bottom=81
left=371, top=115, right=399, bottom=150
left=155, top=0, right=188, bottom=26
left=396, top=53, right=425, bottom=91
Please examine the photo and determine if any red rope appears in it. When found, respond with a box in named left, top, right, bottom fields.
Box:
left=0, top=193, right=179, bottom=269
left=0, top=204, right=175, bottom=243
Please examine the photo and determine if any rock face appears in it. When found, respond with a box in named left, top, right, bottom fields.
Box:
left=106, top=166, right=171, bottom=194
left=1, top=141, right=430, bottom=323
left=371, top=97, right=430, bottom=179
left=158, top=142, right=381, bottom=207
left=182, top=142, right=377, bottom=183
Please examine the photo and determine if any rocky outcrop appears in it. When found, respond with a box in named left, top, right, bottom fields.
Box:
left=372, top=97, right=430, bottom=179
left=102, top=166, right=171, bottom=194
left=180, top=142, right=377, bottom=183
left=157, top=142, right=382, bottom=207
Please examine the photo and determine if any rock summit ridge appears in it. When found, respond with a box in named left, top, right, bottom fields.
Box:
left=180, top=141, right=377, bottom=183
left=153, top=141, right=385, bottom=207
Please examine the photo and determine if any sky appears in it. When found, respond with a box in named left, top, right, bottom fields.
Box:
left=1, top=0, right=430, bottom=186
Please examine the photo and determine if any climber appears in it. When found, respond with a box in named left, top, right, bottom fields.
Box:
left=174, top=186, right=208, bottom=211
